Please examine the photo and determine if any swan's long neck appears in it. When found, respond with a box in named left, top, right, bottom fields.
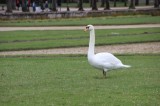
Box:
left=88, top=29, right=95, bottom=58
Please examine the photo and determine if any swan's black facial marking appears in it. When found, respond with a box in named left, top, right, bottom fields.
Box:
left=84, top=25, right=90, bottom=32
left=86, top=26, right=89, bottom=29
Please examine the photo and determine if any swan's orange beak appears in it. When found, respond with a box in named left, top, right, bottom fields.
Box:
left=84, top=28, right=87, bottom=32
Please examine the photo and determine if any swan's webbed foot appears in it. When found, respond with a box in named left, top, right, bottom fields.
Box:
left=103, top=70, right=107, bottom=78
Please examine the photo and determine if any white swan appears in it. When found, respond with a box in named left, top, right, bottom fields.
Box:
left=84, top=25, right=130, bottom=77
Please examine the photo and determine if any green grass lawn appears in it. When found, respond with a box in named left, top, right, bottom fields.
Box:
left=0, top=15, right=160, bottom=27
left=0, top=55, right=160, bottom=106
left=0, top=27, right=160, bottom=51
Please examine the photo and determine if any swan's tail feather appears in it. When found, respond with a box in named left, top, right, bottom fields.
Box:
left=122, top=65, right=131, bottom=68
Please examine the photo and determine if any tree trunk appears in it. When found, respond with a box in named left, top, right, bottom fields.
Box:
left=104, top=0, right=110, bottom=10
left=90, top=0, right=92, bottom=7
left=57, top=0, right=61, bottom=7
left=146, top=0, right=149, bottom=5
left=78, top=0, right=84, bottom=11
left=101, top=0, right=105, bottom=7
left=124, top=0, right=127, bottom=6
left=154, top=0, right=159, bottom=8
left=92, top=0, right=98, bottom=10
left=52, top=0, right=57, bottom=11
left=67, top=0, right=70, bottom=11
left=6, top=0, right=12, bottom=13
left=129, top=0, right=135, bottom=9
left=135, top=0, right=139, bottom=6
left=114, top=0, right=116, bottom=7
left=12, top=0, right=16, bottom=10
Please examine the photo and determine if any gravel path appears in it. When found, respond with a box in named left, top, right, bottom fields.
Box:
left=0, top=42, right=159, bottom=56
left=0, top=24, right=160, bottom=31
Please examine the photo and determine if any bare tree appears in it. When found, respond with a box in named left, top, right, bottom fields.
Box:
left=67, top=0, right=70, bottom=11
left=124, top=0, right=127, bottom=6
left=6, top=0, right=12, bottom=13
left=92, top=0, right=98, bottom=10
left=129, top=0, right=135, bottom=9
left=154, top=0, right=159, bottom=8
left=104, top=0, right=110, bottom=10
left=12, top=0, right=16, bottom=10
left=135, top=0, right=139, bottom=6
left=52, top=0, right=57, bottom=11
left=78, top=0, right=84, bottom=11
left=90, top=0, right=92, bottom=7
left=101, top=0, right=105, bottom=7
left=114, top=0, right=117, bottom=7
left=146, top=0, right=149, bottom=5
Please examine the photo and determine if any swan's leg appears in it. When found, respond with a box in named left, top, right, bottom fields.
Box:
left=103, top=70, right=106, bottom=78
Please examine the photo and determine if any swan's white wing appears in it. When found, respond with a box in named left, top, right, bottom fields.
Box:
left=95, top=52, right=122, bottom=64
left=94, top=52, right=123, bottom=70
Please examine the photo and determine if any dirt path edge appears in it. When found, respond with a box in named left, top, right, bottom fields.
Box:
left=0, top=42, right=160, bottom=56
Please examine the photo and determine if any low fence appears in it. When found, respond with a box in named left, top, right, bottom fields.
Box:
left=0, top=8, right=160, bottom=20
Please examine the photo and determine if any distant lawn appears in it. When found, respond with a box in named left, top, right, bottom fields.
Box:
left=0, top=55, right=160, bottom=106
left=0, top=27, right=160, bottom=51
left=0, top=15, right=160, bottom=27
